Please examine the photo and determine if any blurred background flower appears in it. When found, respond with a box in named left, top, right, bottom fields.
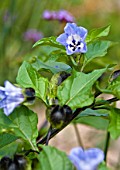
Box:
left=23, top=29, right=43, bottom=43
left=69, top=147, right=104, bottom=170
left=42, top=9, right=75, bottom=23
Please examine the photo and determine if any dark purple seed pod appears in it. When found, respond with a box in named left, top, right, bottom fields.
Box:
left=0, top=156, right=12, bottom=169
left=46, top=104, right=72, bottom=129
left=110, top=70, right=120, bottom=82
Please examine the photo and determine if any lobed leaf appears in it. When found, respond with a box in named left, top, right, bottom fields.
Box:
left=57, top=68, right=106, bottom=109
left=86, top=25, right=111, bottom=43
left=0, top=106, right=38, bottom=150
left=84, top=40, right=112, bottom=67
left=37, top=145, right=74, bottom=170
left=16, top=61, right=49, bottom=103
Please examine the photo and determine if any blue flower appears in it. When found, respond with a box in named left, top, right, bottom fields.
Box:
left=69, top=147, right=104, bottom=170
left=56, top=23, right=88, bottom=55
left=0, top=81, right=25, bottom=116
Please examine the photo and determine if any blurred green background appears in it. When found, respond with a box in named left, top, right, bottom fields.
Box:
left=0, top=0, right=120, bottom=84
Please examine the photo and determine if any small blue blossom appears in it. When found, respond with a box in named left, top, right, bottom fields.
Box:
left=0, top=81, right=25, bottom=116
left=56, top=23, right=88, bottom=55
left=69, top=147, right=104, bottom=170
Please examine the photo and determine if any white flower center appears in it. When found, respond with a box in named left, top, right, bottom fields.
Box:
left=66, top=34, right=84, bottom=52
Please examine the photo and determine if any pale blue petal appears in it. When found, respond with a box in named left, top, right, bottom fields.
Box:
left=3, top=102, right=19, bottom=116
left=0, top=81, right=25, bottom=115
left=69, top=147, right=85, bottom=159
left=0, top=86, right=5, bottom=99
left=0, top=98, right=6, bottom=108
left=2, top=97, right=24, bottom=116
left=80, top=42, right=87, bottom=53
left=86, top=148, right=104, bottom=165
left=64, top=23, right=77, bottom=35
left=5, top=81, right=23, bottom=97
left=4, top=81, right=16, bottom=91
left=69, top=147, right=104, bottom=170
left=56, top=33, right=67, bottom=46
left=77, top=26, right=88, bottom=40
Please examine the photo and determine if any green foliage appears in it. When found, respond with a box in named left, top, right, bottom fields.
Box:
left=37, top=145, right=74, bottom=170
left=32, top=58, right=71, bottom=74
left=0, top=142, right=19, bottom=158
left=76, top=108, right=109, bottom=117
left=86, top=25, right=111, bottom=43
left=0, top=3, right=119, bottom=168
left=108, top=108, right=120, bottom=139
left=33, top=36, right=65, bottom=50
left=16, top=61, right=49, bottom=103
left=0, top=133, right=18, bottom=149
left=0, top=106, right=38, bottom=150
left=57, top=68, right=106, bottom=109
left=84, top=41, right=112, bottom=68
left=98, top=162, right=110, bottom=170
left=74, top=108, right=109, bottom=130
left=107, top=74, right=120, bottom=99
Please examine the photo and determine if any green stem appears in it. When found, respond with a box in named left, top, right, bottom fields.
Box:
left=69, top=55, right=78, bottom=66
left=104, top=132, right=110, bottom=162
left=74, top=124, right=84, bottom=148
left=25, top=149, right=39, bottom=156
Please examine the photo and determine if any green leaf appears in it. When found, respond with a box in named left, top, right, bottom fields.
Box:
left=0, top=133, right=18, bottom=149
left=37, top=145, right=74, bottom=170
left=0, top=106, right=38, bottom=150
left=57, top=68, right=106, bottom=109
left=108, top=108, right=120, bottom=139
left=0, top=142, right=19, bottom=158
left=48, top=50, right=67, bottom=62
left=74, top=116, right=109, bottom=130
left=84, top=41, right=112, bottom=66
left=86, top=25, right=111, bottom=43
left=98, top=162, right=110, bottom=170
left=76, top=108, right=109, bottom=118
left=73, top=109, right=109, bottom=130
left=32, top=58, right=71, bottom=74
left=16, top=61, right=49, bottom=103
left=33, top=36, right=65, bottom=50
left=107, top=75, right=120, bottom=99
